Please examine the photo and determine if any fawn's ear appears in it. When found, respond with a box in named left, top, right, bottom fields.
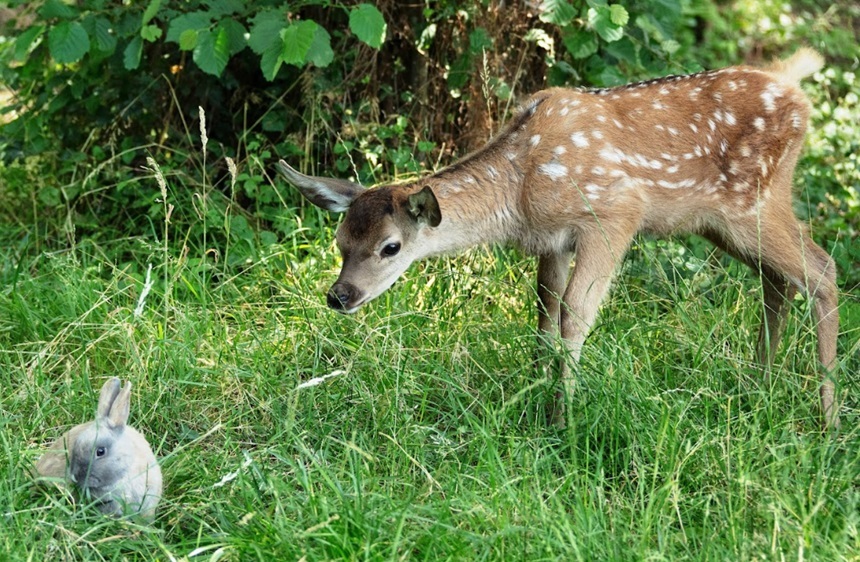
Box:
left=405, top=186, right=441, bottom=227
left=277, top=160, right=366, bottom=213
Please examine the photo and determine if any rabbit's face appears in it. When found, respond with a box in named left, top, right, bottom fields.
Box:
left=68, top=425, right=129, bottom=496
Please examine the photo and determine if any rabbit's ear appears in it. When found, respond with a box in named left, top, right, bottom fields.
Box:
left=106, top=381, right=132, bottom=429
left=97, top=378, right=122, bottom=418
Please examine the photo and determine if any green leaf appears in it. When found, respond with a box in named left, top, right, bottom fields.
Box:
left=661, top=39, right=680, bottom=55
left=179, top=29, right=199, bottom=51
left=259, top=42, right=283, bottom=81
left=280, top=20, right=317, bottom=67
left=306, top=25, right=334, bottom=68
left=609, top=4, right=629, bottom=26
left=603, top=37, right=637, bottom=65
left=218, top=19, right=248, bottom=56
left=587, top=6, right=624, bottom=43
left=90, top=17, right=116, bottom=53
left=207, top=0, right=245, bottom=17
left=166, top=12, right=211, bottom=43
left=13, top=25, right=45, bottom=62
left=142, top=0, right=162, bottom=26
left=349, top=4, right=386, bottom=49
left=141, top=24, right=162, bottom=42
left=248, top=10, right=287, bottom=54
left=539, top=0, right=576, bottom=26
left=123, top=36, right=143, bottom=70
left=39, top=0, right=77, bottom=19
left=562, top=26, right=598, bottom=59
left=193, top=27, right=231, bottom=77
left=49, top=21, right=90, bottom=63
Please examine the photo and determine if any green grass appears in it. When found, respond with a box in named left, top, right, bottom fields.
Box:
left=1, top=213, right=858, bottom=560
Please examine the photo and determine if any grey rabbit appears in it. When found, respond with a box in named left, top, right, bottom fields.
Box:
left=34, top=377, right=162, bottom=521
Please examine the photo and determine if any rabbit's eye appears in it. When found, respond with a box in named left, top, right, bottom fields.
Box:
left=96, top=447, right=107, bottom=457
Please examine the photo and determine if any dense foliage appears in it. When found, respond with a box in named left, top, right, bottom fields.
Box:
left=2, top=2, right=855, bottom=274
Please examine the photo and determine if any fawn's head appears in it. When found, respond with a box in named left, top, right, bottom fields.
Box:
left=278, top=160, right=441, bottom=312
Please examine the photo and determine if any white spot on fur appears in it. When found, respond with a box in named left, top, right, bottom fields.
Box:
left=560, top=107, right=570, bottom=116
left=596, top=115, right=607, bottom=122
left=753, top=117, right=765, bottom=130
left=599, top=145, right=625, bottom=164
left=591, top=166, right=606, bottom=176
left=571, top=132, right=589, bottom=148
left=553, top=146, right=567, bottom=155
left=689, top=123, right=699, bottom=133
left=667, top=126, right=679, bottom=136
left=530, top=135, right=541, bottom=147
left=539, top=162, right=569, bottom=180
left=657, top=178, right=696, bottom=189
left=791, top=111, right=803, bottom=129
left=761, top=83, right=783, bottom=112
left=592, top=130, right=604, bottom=139
left=740, top=144, right=752, bottom=158
left=724, top=111, right=736, bottom=126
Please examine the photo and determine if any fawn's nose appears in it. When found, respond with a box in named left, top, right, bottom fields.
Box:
left=327, top=283, right=358, bottom=311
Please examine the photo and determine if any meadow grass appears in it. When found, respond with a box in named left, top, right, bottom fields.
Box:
left=1, top=198, right=857, bottom=562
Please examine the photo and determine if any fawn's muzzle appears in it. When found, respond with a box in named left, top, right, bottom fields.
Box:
left=327, top=283, right=361, bottom=312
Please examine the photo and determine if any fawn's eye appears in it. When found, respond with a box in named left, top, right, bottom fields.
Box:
left=381, top=242, right=401, bottom=257
left=96, top=447, right=107, bottom=458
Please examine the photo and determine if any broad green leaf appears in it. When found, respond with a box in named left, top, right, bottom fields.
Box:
left=349, top=4, right=386, bottom=49
left=207, top=0, right=245, bottom=17
left=661, top=39, right=680, bottom=55
left=562, top=26, right=598, bottom=59
left=218, top=19, right=248, bottom=56
left=587, top=6, right=624, bottom=42
left=603, top=37, right=637, bottom=65
left=306, top=25, right=334, bottom=68
left=248, top=10, right=287, bottom=54
left=49, top=21, right=90, bottom=63
left=280, top=20, right=317, bottom=67
left=194, top=27, right=231, bottom=77
left=142, top=0, right=162, bottom=26
left=13, top=25, right=45, bottom=62
left=39, top=0, right=77, bottom=19
left=90, top=17, right=116, bottom=53
left=141, top=24, right=162, bottom=42
left=124, top=36, right=143, bottom=70
left=179, top=29, right=199, bottom=51
left=539, top=0, right=576, bottom=26
left=166, top=12, right=211, bottom=43
left=609, top=4, right=629, bottom=26
left=259, top=42, right=283, bottom=81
